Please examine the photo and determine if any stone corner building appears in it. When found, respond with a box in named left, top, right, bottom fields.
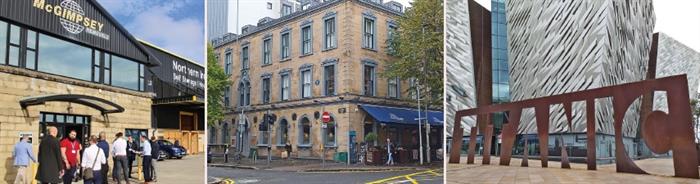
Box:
left=211, top=0, right=443, bottom=161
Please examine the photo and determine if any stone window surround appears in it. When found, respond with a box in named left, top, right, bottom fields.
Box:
left=279, top=68, right=292, bottom=101
left=224, top=48, right=233, bottom=75
left=297, top=115, right=312, bottom=147
left=240, top=41, right=250, bottom=71
left=299, top=63, right=314, bottom=99
left=322, top=113, right=337, bottom=147
left=362, top=59, right=377, bottom=96
left=276, top=118, right=290, bottom=146
left=322, top=11, right=337, bottom=51
left=261, top=33, right=273, bottom=66
left=322, top=58, right=338, bottom=96
left=279, top=27, right=292, bottom=61
left=387, top=76, right=400, bottom=99
left=362, top=10, right=377, bottom=51
left=260, top=72, right=273, bottom=104
left=299, top=19, right=314, bottom=57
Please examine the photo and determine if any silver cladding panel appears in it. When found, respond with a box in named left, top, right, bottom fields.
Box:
left=445, top=0, right=477, bottom=137
left=507, top=0, right=655, bottom=136
left=653, top=33, right=700, bottom=112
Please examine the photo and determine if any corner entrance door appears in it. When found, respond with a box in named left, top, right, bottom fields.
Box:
left=39, top=112, right=91, bottom=146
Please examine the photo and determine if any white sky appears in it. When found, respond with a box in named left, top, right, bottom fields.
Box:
left=474, top=0, right=700, bottom=52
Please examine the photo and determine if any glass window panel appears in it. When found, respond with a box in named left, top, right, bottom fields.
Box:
left=111, top=55, right=139, bottom=90
left=27, top=30, right=36, bottom=49
left=37, top=34, right=92, bottom=81
left=92, top=66, right=101, bottom=81
left=104, top=69, right=111, bottom=84
left=139, top=64, right=144, bottom=77
left=45, top=114, right=54, bottom=122
left=9, top=24, right=20, bottom=44
left=0, top=21, right=6, bottom=63
left=66, top=115, right=74, bottom=123
left=56, top=115, right=65, bottom=123
left=8, top=46, right=19, bottom=66
left=281, top=33, right=290, bottom=58
left=26, top=50, right=36, bottom=69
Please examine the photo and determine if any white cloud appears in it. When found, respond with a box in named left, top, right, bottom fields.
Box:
left=99, top=0, right=204, bottom=63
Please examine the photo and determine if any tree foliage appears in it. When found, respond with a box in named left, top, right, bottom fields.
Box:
left=383, top=0, right=444, bottom=106
left=207, top=44, right=230, bottom=125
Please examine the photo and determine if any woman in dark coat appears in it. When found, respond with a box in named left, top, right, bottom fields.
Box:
left=36, top=127, right=64, bottom=183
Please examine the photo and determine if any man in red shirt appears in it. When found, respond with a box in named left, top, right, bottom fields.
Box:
left=60, top=130, right=81, bottom=184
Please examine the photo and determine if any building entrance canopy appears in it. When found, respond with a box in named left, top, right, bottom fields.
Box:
left=20, top=94, right=125, bottom=114
left=359, top=104, right=443, bottom=126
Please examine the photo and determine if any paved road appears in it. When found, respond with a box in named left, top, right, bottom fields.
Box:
left=208, top=167, right=443, bottom=184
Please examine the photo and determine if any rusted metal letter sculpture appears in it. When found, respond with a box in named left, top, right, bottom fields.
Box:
left=448, top=75, right=699, bottom=178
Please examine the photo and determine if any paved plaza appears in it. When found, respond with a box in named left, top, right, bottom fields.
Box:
left=447, top=156, right=700, bottom=184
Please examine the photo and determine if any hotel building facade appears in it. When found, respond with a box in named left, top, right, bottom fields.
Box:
left=210, top=0, right=443, bottom=162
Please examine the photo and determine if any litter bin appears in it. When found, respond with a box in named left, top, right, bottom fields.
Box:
left=334, top=152, right=348, bottom=162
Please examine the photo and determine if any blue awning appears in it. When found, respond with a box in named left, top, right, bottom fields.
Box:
left=359, top=104, right=443, bottom=126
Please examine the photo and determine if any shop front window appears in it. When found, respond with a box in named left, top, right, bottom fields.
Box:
left=323, top=116, right=336, bottom=146
left=299, top=117, right=311, bottom=146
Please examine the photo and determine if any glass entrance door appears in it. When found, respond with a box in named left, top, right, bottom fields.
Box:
left=39, top=112, right=91, bottom=146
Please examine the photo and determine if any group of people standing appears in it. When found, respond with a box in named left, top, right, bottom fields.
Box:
left=11, top=127, right=161, bottom=184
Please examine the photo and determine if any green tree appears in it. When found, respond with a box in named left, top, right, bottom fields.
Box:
left=384, top=0, right=444, bottom=106
left=207, top=44, right=230, bottom=125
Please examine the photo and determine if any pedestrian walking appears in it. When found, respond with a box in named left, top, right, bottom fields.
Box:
left=138, top=135, right=153, bottom=183
left=82, top=135, right=107, bottom=184
left=149, top=136, right=160, bottom=182
left=386, top=138, right=394, bottom=165
left=96, top=132, right=109, bottom=184
left=111, top=132, right=130, bottom=184
left=59, top=130, right=81, bottom=184
left=13, top=135, right=37, bottom=184
left=36, top=126, right=64, bottom=184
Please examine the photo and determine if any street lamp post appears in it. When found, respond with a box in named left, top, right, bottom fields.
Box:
left=417, top=82, right=424, bottom=165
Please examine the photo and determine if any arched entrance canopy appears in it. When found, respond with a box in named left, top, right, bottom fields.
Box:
left=20, top=94, right=125, bottom=115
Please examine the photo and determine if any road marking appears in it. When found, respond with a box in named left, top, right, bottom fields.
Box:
left=365, top=169, right=439, bottom=184
left=221, top=178, right=235, bottom=184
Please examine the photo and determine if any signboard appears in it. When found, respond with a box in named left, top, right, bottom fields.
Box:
left=322, top=112, right=331, bottom=123
left=19, top=132, right=33, bottom=143
left=32, top=0, right=110, bottom=40
left=172, top=60, right=205, bottom=91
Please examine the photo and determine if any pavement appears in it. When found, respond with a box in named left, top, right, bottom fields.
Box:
left=150, top=154, right=205, bottom=184
left=208, top=167, right=443, bottom=184
left=447, top=156, right=700, bottom=184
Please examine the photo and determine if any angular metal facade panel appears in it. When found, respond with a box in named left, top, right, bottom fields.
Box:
left=653, top=33, right=700, bottom=112
left=445, top=0, right=476, bottom=137
left=507, top=0, right=655, bottom=136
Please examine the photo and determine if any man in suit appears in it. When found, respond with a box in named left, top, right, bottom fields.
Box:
left=36, top=126, right=64, bottom=184
left=96, top=132, right=110, bottom=184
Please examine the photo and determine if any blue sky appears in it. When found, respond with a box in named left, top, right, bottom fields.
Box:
left=97, top=0, right=205, bottom=64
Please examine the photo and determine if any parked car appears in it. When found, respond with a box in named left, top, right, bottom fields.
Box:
left=157, top=140, right=187, bottom=159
